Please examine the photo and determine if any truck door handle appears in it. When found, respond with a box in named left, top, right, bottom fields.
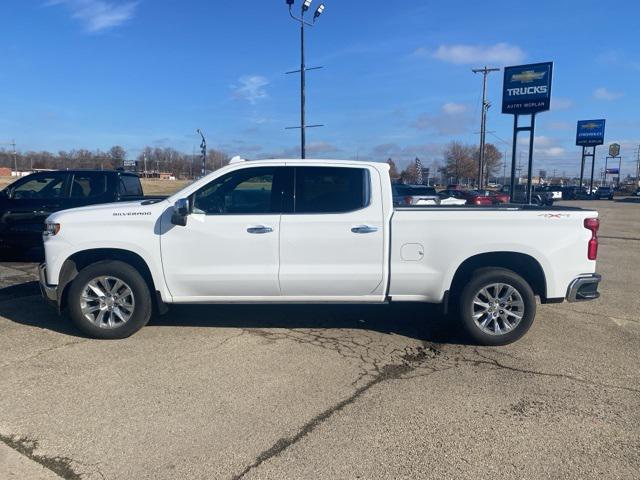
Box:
left=351, top=225, right=378, bottom=234
left=247, top=225, right=273, bottom=234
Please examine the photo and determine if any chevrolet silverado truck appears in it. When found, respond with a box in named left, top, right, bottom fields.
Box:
left=39, top=159, right=601, bottom=345
left=0, top=169, right=148, bottom=258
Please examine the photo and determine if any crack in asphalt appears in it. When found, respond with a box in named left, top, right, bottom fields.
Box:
left=557, top=306, right=640, bottom=326
left=244, top=327, right=435, bottom=388
left=0, top=339, right=89, bottom=369
left=0, top=433, right=82, bottom=479
left=463, top=349, right=640, bottom=394
left=230, top=345, right=441, bottom=480
left=232, top=328, right=638, bottom=479
left=600, top=235, right=640, bottom=242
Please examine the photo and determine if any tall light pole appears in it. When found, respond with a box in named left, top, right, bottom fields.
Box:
left=285, top=0, right=325, bottom=159
left=196, top=129, right=206, bottom=177
left=472, top=66, right=499, bottom=189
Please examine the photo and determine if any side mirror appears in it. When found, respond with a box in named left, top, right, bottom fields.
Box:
left=171, top=198, right=190, bottom=226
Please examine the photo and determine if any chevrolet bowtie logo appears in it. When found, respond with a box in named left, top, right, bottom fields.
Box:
left=511, top=70, right=546, bottom=83
left=581, top=122, right=600, bottom=130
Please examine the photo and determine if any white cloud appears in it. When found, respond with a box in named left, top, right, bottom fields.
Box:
left=368, top=143, right=444, bottom=164
left=596, top=50, right=640, bottom=72
left=412, top=103, right=473, bottom=135
left=551, top=97, right=573, bottom=110
left=431, top=42, right=525, bottom=65
left=548, top=121, right=572, bottom=131
left=47, top=0, right=138, bottom=33
left=518, top=136, right=566, bottom=158
left=442, top=102, right=468, bottom=114
left=593, top=87, right=623, bottom=101
left=232, top=76, right=269, bottom=104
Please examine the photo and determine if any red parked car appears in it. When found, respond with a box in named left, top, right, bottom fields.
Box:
left=474, top=189, right=510, bottom=203
left=445, top=190, right=506, bottom=206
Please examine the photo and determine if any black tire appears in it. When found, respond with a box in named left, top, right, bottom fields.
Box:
left=532, top=196, right=543, bottom=206
left=67, top=260, right=152, bottom=339
left=457, top=268, right=536, bottom=346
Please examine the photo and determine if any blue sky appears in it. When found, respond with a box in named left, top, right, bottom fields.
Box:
left=1, top=0, right=639, bottom=175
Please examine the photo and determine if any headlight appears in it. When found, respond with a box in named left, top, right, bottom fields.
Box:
left=44, top=222, right=61, bottom=236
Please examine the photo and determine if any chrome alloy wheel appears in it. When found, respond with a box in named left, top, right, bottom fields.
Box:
left=80, top=276, right=135, bottom=329
left=471, top=283, right=525, bottom=335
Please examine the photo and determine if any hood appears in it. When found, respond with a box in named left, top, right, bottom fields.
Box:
left=47, top=199, right=169, bottom=223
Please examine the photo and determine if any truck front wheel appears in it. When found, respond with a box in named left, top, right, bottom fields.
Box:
left=457, top=268, right=536, bottom=346
left=67, top=260, right=152, bottom=339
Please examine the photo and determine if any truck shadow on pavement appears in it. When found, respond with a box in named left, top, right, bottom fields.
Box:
left=0, top=280, right=464, bottom=344
left=153, top=302, right=463, bottom=344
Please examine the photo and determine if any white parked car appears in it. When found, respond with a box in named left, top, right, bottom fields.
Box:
left=438, top=193, right=467, bottom=205
left=392, top=184, right=440, bottom=206
left=40, top=159, right=601, bottom=345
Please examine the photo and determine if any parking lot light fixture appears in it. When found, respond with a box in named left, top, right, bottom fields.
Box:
left=285, top=0, right=326, bottom=159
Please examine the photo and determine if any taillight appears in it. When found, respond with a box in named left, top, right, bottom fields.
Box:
left=474, top=197, right=492, bottom=205
left=584, top=218, right=599, bottom=260
left=404, top=196, right=412, bottom=205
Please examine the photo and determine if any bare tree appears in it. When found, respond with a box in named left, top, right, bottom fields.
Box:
left=108, top=146, right=127, bottom=169
left=400, top=162, right=420, bottom=184
left=482, top=143, right=502, bottom=185
left=0, top=145, right=229, bottom=179
left=441, top=141, right=475, bottom=183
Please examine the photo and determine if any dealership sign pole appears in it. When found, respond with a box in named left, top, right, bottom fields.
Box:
left=575, top=119, right=605, bottom=192
left=502, top=62, right=553, bottom=204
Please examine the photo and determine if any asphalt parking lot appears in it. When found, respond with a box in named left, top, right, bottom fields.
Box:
left=0, top=199, right=638, bottom=480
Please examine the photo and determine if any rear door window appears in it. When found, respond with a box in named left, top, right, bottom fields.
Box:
left=294, top=167, right=370, bottom=214
left=70, top=173, right=108, bottom=198
left=118, top=175, right=143, bottom=197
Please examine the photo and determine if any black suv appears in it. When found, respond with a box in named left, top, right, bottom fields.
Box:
left=594, top=186, right=614, bottom=200
left=500, top=184, right=554, bottom=206
left=0, top=170, right=146, bottom=257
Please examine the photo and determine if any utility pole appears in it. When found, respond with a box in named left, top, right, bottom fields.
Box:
left=502, top=151, right=507, bottom=186
left=517, top=150, right=523, bottom=181
left=143, top=151, right=148, bottom=178
left=285, top=0, right=325, bottom=159
left=12, top=140, right=17, bottom=174
left=1, top=140, right=18, bottom=174
left=472, top=66, right=500, bottom=189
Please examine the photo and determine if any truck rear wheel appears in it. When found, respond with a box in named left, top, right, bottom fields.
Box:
left=457, top=268, right=536, bottom=346
left=67, top=260, right=152, bottom=339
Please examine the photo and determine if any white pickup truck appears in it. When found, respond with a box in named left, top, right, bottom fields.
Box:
left=39, top=159, right=601, bottom=345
